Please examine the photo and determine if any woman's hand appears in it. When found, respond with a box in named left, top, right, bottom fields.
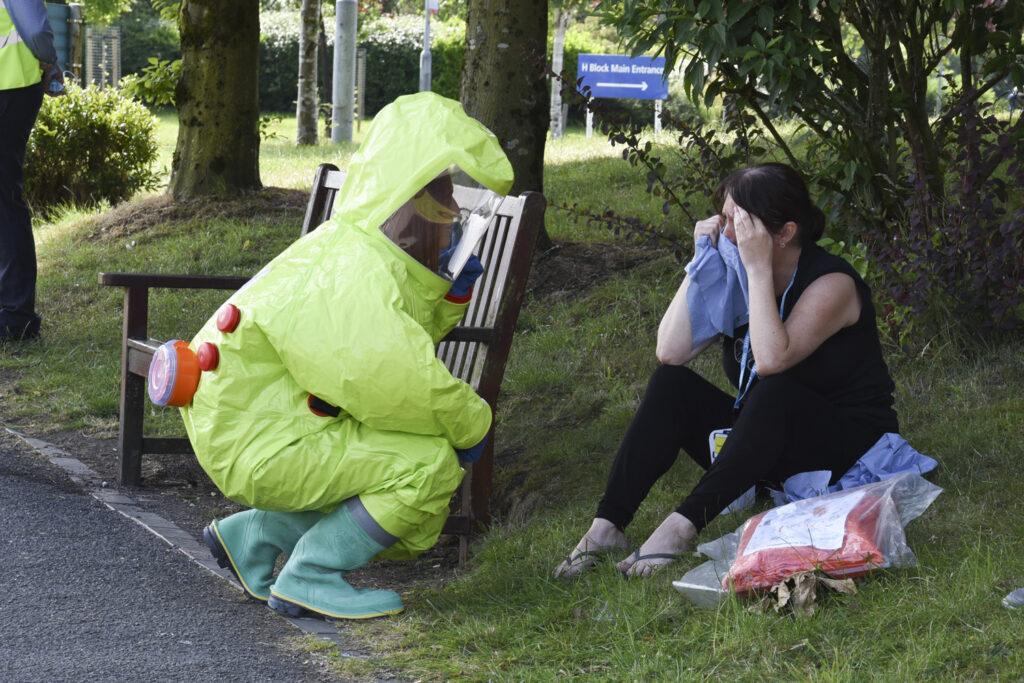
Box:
left=731, top=206, right=773, bottom=275
left=694, top=214, right=723, bottom=249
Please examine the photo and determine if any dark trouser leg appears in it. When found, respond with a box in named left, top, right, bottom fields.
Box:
left=596, top=364, right=734, bottom=530
left=676, top=373, right=883, bottom=532
left=0, top=83, right=44, bottom=333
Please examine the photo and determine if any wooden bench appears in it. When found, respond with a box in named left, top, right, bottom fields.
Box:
left=100, top=163, right=545, bottom=554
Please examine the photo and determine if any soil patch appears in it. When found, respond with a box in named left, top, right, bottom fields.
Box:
left=77, top=187, right=309, bottom=242
left=527, top=240, right=656, bottom=302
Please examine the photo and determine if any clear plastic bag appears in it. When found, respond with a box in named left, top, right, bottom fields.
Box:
left=673, top=473, right=942, bottom=605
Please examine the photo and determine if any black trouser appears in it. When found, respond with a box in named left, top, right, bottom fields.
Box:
left=596, top=364, right=885, bottom=533
left=0, top=82, right=44, bottom=332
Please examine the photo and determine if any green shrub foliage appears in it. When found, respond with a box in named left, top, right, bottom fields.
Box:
left=258, top=12, right=464, bottom=115
left=428, top=27, right=464, bottom=102
left=355, top=15, right=464, bottom=116
left=112, top=0, right=180, bottom=77
left=24, top=84, right=161, bottom=212
left=259, top=10, right=303, bottom=113
left=117, top=7, right=465, bottom=115
left=121, top=57, right=181, bottom=107
left=358, top=16, right=422, bottom=115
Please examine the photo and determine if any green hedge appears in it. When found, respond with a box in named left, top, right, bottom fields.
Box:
left=116, top=7, right=466, bottom=115
left=259, top=10, right=302, bottom=113
left=260, top=12, right=464, bottom=115
left=114, top=7, right=668, bottom=122
left=24, top=84, right=160, bottom=213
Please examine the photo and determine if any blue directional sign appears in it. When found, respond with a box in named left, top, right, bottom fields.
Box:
left=577, top=54, right=668, bottom=100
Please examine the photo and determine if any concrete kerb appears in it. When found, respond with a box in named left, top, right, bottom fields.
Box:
left=4, top=426, right=358, bottom=653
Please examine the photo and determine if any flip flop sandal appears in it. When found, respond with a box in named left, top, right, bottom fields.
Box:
left=558, top=548, right=614, bottom=576
left=621, top=549, right=684, bottom=577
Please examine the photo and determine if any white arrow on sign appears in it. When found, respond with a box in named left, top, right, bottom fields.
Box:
left=595, top=81, right=649, bottom=91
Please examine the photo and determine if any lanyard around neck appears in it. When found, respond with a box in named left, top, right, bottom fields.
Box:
left=734, top=265, right=799, bottom=410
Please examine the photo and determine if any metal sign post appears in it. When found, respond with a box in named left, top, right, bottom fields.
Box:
left=419, top=0, right=438, bottom=92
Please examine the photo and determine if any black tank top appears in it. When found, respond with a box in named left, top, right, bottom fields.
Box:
left=721, top=244, right=898, bottom=432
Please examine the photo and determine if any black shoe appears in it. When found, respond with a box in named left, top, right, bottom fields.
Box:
left=267, top=594, right=320, bottom=619
left=0, top=315, right=41, bottom=342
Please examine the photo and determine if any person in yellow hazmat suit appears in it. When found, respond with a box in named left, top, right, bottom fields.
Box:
left=145, top=92, right=514, bottom=620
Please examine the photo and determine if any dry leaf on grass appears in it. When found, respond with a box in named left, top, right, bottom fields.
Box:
left=749, top=570, right=857, bottom=617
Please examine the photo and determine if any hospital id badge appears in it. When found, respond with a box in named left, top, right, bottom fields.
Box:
left=707, top=428, right=755, bottom=513
left=708, top=428, right=731, bottom=463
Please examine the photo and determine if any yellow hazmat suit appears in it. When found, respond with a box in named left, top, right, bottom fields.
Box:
left=181, top=92, right=514, bottom=560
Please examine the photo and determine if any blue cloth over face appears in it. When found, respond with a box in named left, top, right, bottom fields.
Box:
left=769, top=433, right=939, bottom=506
left=685, top=234, right=750, bottom=348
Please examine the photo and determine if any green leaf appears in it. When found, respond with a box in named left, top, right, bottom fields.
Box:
left=1012, top=63, right=1024, bottom=88
left=726, top=0, right=753, bottom=27
left=841, top=160, right=858, bottom=191
left=713, top=23, right=727, bottom=47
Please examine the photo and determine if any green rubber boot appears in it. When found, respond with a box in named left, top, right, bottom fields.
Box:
left=203, top=509, right=324, bottom=602
left=268, top=498, right=405, bottom=620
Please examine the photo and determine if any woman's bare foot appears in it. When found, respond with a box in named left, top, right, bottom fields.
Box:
left=617, top=512, right=696, bottom=578
left=553, top=518, right=628, bottom=578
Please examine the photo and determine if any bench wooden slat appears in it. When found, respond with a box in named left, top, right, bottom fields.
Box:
left=141, top=437, right=194, bottom=455
left=440, top=326, right=493, bottom=345
left=100, top=162, right=545, bottom=559
left=100, top=273, right=250, bottom=290
left=127, top=347, right=157, bottom=377
left=126, top=338, right=164, bottom=354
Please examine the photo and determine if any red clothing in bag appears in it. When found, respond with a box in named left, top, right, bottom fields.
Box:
left=725, top=488, right=890, bottom=594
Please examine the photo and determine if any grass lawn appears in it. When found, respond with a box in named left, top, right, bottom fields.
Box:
left=4, top=112, right=1023, bottom=681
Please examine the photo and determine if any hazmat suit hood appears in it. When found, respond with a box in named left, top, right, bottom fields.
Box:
left=337, top=91, right=513, bottom=241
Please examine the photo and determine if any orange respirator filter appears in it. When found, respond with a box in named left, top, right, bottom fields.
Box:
left=147, top=340, right=201, bottom=407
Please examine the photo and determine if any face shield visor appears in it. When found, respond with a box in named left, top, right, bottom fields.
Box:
left=380, top=166, right=504, bottom=281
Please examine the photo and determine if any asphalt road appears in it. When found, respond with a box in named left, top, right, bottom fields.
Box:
left=0, top=441, right=338, bottom=683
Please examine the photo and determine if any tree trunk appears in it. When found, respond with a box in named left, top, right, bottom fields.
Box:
left=549, top=8, right=571, bottom=139
left=462, top=0, right=550, bottom=247
left=296, top=0, right=320, bottom=145
left=170, top=0, right=262, bottom=199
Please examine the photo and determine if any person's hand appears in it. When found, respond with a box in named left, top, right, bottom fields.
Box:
left=694, top=214, right=724, bottom=249
left=731, top=205, right=773, bottom=275
left=455, top=435, right=488, bottom=463
left=447, top=254, right=483, bottom=299
left=41, top=63, right=64, bottom=96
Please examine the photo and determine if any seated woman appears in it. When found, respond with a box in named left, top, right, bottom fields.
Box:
left=554, top=162, right=898, bottom=578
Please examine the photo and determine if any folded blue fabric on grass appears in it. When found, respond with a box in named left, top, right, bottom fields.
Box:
left=770, top=433, right=939, bottom=506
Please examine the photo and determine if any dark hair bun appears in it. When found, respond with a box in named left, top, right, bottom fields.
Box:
left=803, top=204, right=826, bottom=243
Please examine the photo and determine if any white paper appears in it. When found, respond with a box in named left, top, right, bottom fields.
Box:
left=742, top=489, right=866, bottom=554
left=440, top=195, right=501, bottom=281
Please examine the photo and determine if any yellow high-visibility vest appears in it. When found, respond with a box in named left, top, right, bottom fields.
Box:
left=0, top=1, right=43, bottom=90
